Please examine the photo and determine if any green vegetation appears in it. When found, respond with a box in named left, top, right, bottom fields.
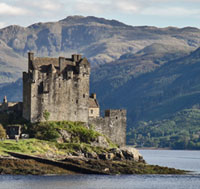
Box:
left=43, top=110, right=50, bottom=121
left=31, top=121, right=102, bottom=143
left=0, top=124, right=6, bottom=140
left=0, top=121, right=116, bottom=158
left=0, top=139, right=65, bottom=156
left=127, top=109, right=200, bottom=150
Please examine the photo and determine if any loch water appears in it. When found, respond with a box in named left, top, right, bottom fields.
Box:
left=1, top=150, right=200, bottom=189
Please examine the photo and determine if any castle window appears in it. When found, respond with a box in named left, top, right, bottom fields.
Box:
left=76, top=100, right=78, bottom=104
left=116, top=117, right=118, bottom=120
left=83, top=94, right=85, bottom=98
left=90, top=109, right=93, bottom=114
left=59, top=83, right=61, bottom=88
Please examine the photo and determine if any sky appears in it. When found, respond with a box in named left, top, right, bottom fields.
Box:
left=0, top=0, right=200, bottom=29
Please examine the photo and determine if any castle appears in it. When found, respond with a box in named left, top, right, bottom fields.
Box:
left=1, top=52, right=127, bottom=146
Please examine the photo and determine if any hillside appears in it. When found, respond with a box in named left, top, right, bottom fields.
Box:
left=1, top=17, right=200, bottom=149
left=0, top=16, right=200, bottom=83
left=127, top=108, right=200, bottom=149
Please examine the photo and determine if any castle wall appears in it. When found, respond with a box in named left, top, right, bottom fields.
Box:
left=23, top=53, right=90, bottom=123
left=89, top=109, right=127, bottom=146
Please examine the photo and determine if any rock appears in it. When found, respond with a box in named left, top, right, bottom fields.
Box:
left=120, top=146, right=143, bottom=162
left=85, top=152, right=98, bottom=159
left=107, top=153, right=115, bottom=160
left=91, top=136, right=109, bottom=148
left=99, top=153, right=109, bottom=160
left=57, top=129, right=71, bottom=143
left=109, top=148, right=124, bottom=160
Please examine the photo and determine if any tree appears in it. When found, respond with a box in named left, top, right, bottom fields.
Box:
left=0, top=124, right=6, bottom=140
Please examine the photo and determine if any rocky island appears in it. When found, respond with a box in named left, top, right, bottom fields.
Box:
left=0, top=53, right=186, bottom=175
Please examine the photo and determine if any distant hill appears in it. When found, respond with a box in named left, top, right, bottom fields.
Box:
left=127, top=108, right=200, bottom=150
left=0, top=16, right=200, bottom=83
left=92, top=47, right=200, bottom=128
left=1, top=16, right=200, bottom=141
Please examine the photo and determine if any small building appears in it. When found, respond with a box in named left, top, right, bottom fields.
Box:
left=89, top=93, right=100, bottom=118
left=6, top=125, right=21, bottom=139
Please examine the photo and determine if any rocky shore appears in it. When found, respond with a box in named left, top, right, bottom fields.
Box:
left=0, top=146, right=186, bottom=175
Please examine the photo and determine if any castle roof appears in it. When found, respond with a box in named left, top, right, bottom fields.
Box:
left=33, top=57, right=59, bottom=68
left=89, top=98, right=99, bottom=108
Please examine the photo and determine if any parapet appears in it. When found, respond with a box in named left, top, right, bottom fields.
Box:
left=105, top=109, right=126, bottom=117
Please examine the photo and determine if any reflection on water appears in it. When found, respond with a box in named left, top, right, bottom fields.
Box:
left=1, top=150, right=200, bottom=189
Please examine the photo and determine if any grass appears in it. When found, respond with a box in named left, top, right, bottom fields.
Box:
left=0, top=139, right=65, bottom=157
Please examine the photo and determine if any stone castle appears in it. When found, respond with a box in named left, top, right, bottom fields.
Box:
left=1, top=52, right=126, bottom=146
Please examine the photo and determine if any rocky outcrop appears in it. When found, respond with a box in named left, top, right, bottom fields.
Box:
left=98, top=147, right=144, bottom=162
left=70, top=146, right=144, bottom=162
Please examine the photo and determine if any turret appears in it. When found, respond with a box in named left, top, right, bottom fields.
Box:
left=3, top=96, right=7, bottom=103
left=28, top=52, right=34, bottom=72
left=72, top=54, right=82, bottom=62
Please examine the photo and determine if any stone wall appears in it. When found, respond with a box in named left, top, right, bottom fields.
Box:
left=23, top=53, right=90, bottom=123
left=89, top=109, right=127, bottom=146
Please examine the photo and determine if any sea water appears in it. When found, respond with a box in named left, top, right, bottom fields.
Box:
left=0, top=150, right=200, bottom=189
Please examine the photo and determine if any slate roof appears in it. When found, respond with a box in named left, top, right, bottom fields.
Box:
left=89, top=98, right=99, bottom=108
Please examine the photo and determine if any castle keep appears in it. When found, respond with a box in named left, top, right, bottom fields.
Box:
left=22, top=52, right=126, bottom=146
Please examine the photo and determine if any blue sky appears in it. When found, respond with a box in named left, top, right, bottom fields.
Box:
left=0, top=0, right=200, bottom=29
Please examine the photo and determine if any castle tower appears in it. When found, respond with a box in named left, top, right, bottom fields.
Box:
left=23, top=53, right=90, bottom=123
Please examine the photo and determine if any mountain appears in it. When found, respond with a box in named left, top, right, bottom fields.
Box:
left=0, top=16, right=200, bottom=83
left=92, top=47, right=200, bottom=128
left=1, top=16, right=200, bottom=127
left=91, top=43, right=191, bottom=99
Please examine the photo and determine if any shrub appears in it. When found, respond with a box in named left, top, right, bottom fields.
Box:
left=43, top=110, right=50, bottom=121
left=33, top=122, right=59, bottom=142
left=0, top=124, right=6, bottom=140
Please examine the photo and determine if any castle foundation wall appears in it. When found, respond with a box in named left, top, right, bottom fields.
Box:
left=89, top=109, right=127, bottom=146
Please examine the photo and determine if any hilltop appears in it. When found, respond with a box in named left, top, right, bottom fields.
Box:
left=0, top=16, right=200, bottom=83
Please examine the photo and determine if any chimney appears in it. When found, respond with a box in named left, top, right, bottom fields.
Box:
left=90, top=93, right=96, bottom=99
left=59, top=57, right=65, bottom=72
left=3, top=96, right=7, bottom=103
left=72, top=54, right=82, bottom=62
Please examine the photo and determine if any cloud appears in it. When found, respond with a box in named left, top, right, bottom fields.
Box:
left=115, top=1, right=140, bottom=13
left=142, top=7, right=200, bottom=17
left=0, top=22, right=6, bottom=29
left=30, top=0, right=62, bottom=11
left=0, top=3, right=28, bottom=15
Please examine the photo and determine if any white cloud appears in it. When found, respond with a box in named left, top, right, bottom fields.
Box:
left=115, top=1, right=140, bottom=13
left=25, top=0, right=62, bottom=11
left=0, top=3, right=28, bottom=15
left=142, top=7, right=200, bottom=17
left=0, top=22, right=6, bottom=29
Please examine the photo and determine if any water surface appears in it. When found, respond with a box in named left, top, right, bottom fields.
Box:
left=1, top=150, right=200, bottom=189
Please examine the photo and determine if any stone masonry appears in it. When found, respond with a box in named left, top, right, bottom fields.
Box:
left=23, top=52, right=90, bottom=123
left=22, top=52, right=127, bottom=146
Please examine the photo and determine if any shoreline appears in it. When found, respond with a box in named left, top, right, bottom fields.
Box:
left=0, top=154, right=187, bottom=176
left=138, top=147, right=200, bottom=151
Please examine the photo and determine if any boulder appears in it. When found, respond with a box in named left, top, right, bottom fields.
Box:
left=120, top=146, right=143, bottom=162
left=109, top=148, right=124, bottom=160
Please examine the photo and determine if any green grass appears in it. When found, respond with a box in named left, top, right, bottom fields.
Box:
left=0, top=139, right=65, bottom=156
